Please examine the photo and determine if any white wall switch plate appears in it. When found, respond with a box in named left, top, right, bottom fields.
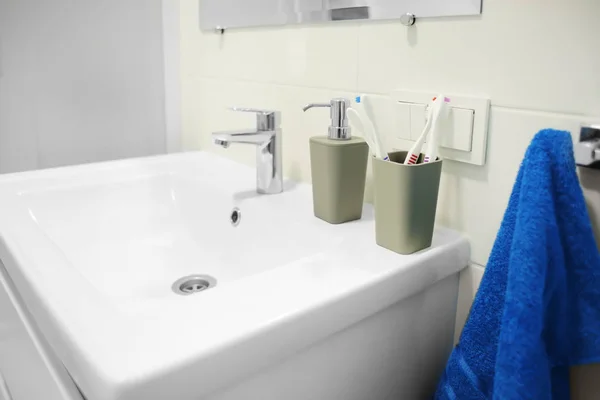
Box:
left=410, top=104, right=427, bottom=141
left=444, top=107, right=474, bottom=152
left=391, top=90, right=491, bottom=166
left=360, top=95, right=411, bottom=153
left=394, top=102, right=411, bottom=140
left=408, top=104, right=473, bottom=151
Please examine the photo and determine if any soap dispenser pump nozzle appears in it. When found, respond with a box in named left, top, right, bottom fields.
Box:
left=303, top=98, right=351, bottom=140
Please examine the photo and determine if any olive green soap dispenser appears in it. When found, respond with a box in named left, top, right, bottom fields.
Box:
left=303, top=98, right=369, bottom=224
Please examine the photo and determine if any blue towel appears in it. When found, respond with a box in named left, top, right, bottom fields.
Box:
left=435, top=129, right=600, bottom=400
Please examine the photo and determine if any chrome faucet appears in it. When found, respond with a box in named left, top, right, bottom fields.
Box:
left=212, top=108, right=283, bottom=194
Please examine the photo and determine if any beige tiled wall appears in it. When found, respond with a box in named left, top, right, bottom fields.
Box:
left=180, top=0, right=600, bottom=389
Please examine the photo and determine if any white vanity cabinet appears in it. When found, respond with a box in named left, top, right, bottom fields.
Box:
left=0, top=263, right=81, bottom=400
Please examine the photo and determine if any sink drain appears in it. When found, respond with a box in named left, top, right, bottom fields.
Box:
left=230, top=207, right=241, bottom=227
left=172, top=275, right=217, bottom=295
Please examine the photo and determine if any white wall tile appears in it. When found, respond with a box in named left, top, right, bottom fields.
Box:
left=357, top=0, right=600, bottom=115
left=181, top=0, right=359, bottom=91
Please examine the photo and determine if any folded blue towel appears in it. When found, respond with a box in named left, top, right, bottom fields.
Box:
left=435, top=129, right=600, bottom=400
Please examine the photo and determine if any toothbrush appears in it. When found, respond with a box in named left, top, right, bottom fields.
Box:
left=347, top=103, right=386, bottom=159
left=355, top=95, right=388, bottom=160
left=404, top=96, right=450, bottom=165
left=347, top=107, right=379, bottom=156
left=423, top=96, right=451, bottom=163
left=404, top=101, right=435, bottom=165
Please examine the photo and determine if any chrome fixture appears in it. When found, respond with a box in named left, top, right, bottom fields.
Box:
left=575, top=124, right=600, bottom=169
left=212, top=108, right=283, bottom=194
left=303, top=98, right=352, bottom=140
left=172, top=275, right=217, bottom=296
left=400, top=13, right=416, bottom=26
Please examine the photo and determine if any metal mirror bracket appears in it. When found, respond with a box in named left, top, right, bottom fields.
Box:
left=400, top=13, right=416, bottom=26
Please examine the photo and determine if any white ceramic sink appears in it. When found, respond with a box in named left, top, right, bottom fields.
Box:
left=18, top=169, right=332, bottom=307
left=0, top=152, right=470, bottom=400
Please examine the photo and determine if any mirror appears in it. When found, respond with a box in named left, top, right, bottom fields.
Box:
left=200, top=0, right=482, bottom=30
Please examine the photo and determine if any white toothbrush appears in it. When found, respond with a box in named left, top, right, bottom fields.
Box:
left=355, top=96, right=388, bottom=160
left=404, top=101, right=435, bottom=165
left=423, top=96, right=451, bottom=163
left=404, top=96, right=450, bottom=165
left=347, top=107, right=379, bottom=156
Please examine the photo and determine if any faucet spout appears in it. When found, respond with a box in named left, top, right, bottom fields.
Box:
left=211, top=109, right=283, bottom=195
left=213, top=138, right=230, bottom=149
left=212, top=130, right=275, bottom=146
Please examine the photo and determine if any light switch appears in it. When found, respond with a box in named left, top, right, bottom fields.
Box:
left=410, top=104, right=427, bottom=141
left=441, top=107, right=474, bottom=152
left=394, top=102, right=411, bottom=140
left=408, top=104, right=475, bottom=152
left=357, top=96, right=410, bottom=149
left=391, top=89, right=490, bottom=165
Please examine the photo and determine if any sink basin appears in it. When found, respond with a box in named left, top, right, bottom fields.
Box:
left=0, top=152, right=470, bottom=400
left=18, top=172, right=333, bottom=308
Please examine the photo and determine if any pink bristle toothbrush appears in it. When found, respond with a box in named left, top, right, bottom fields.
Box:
left=404, top=96, right=450, bottom=165
left=404, top=98, right=435, bottom=165
left=423, top=96, right=451, bottom=163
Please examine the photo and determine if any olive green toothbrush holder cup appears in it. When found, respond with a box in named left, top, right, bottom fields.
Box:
left=373, top=151, right=442, bottom=255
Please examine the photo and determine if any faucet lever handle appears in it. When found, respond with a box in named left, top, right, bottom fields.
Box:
left=229, top=107, right=281, bottom=131
left=230, top=106, right=274, bottom=115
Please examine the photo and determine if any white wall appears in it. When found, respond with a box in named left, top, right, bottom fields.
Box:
left=180, top=0, right=600, bottom=394
left=0, top=0, right=170, bottom=174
